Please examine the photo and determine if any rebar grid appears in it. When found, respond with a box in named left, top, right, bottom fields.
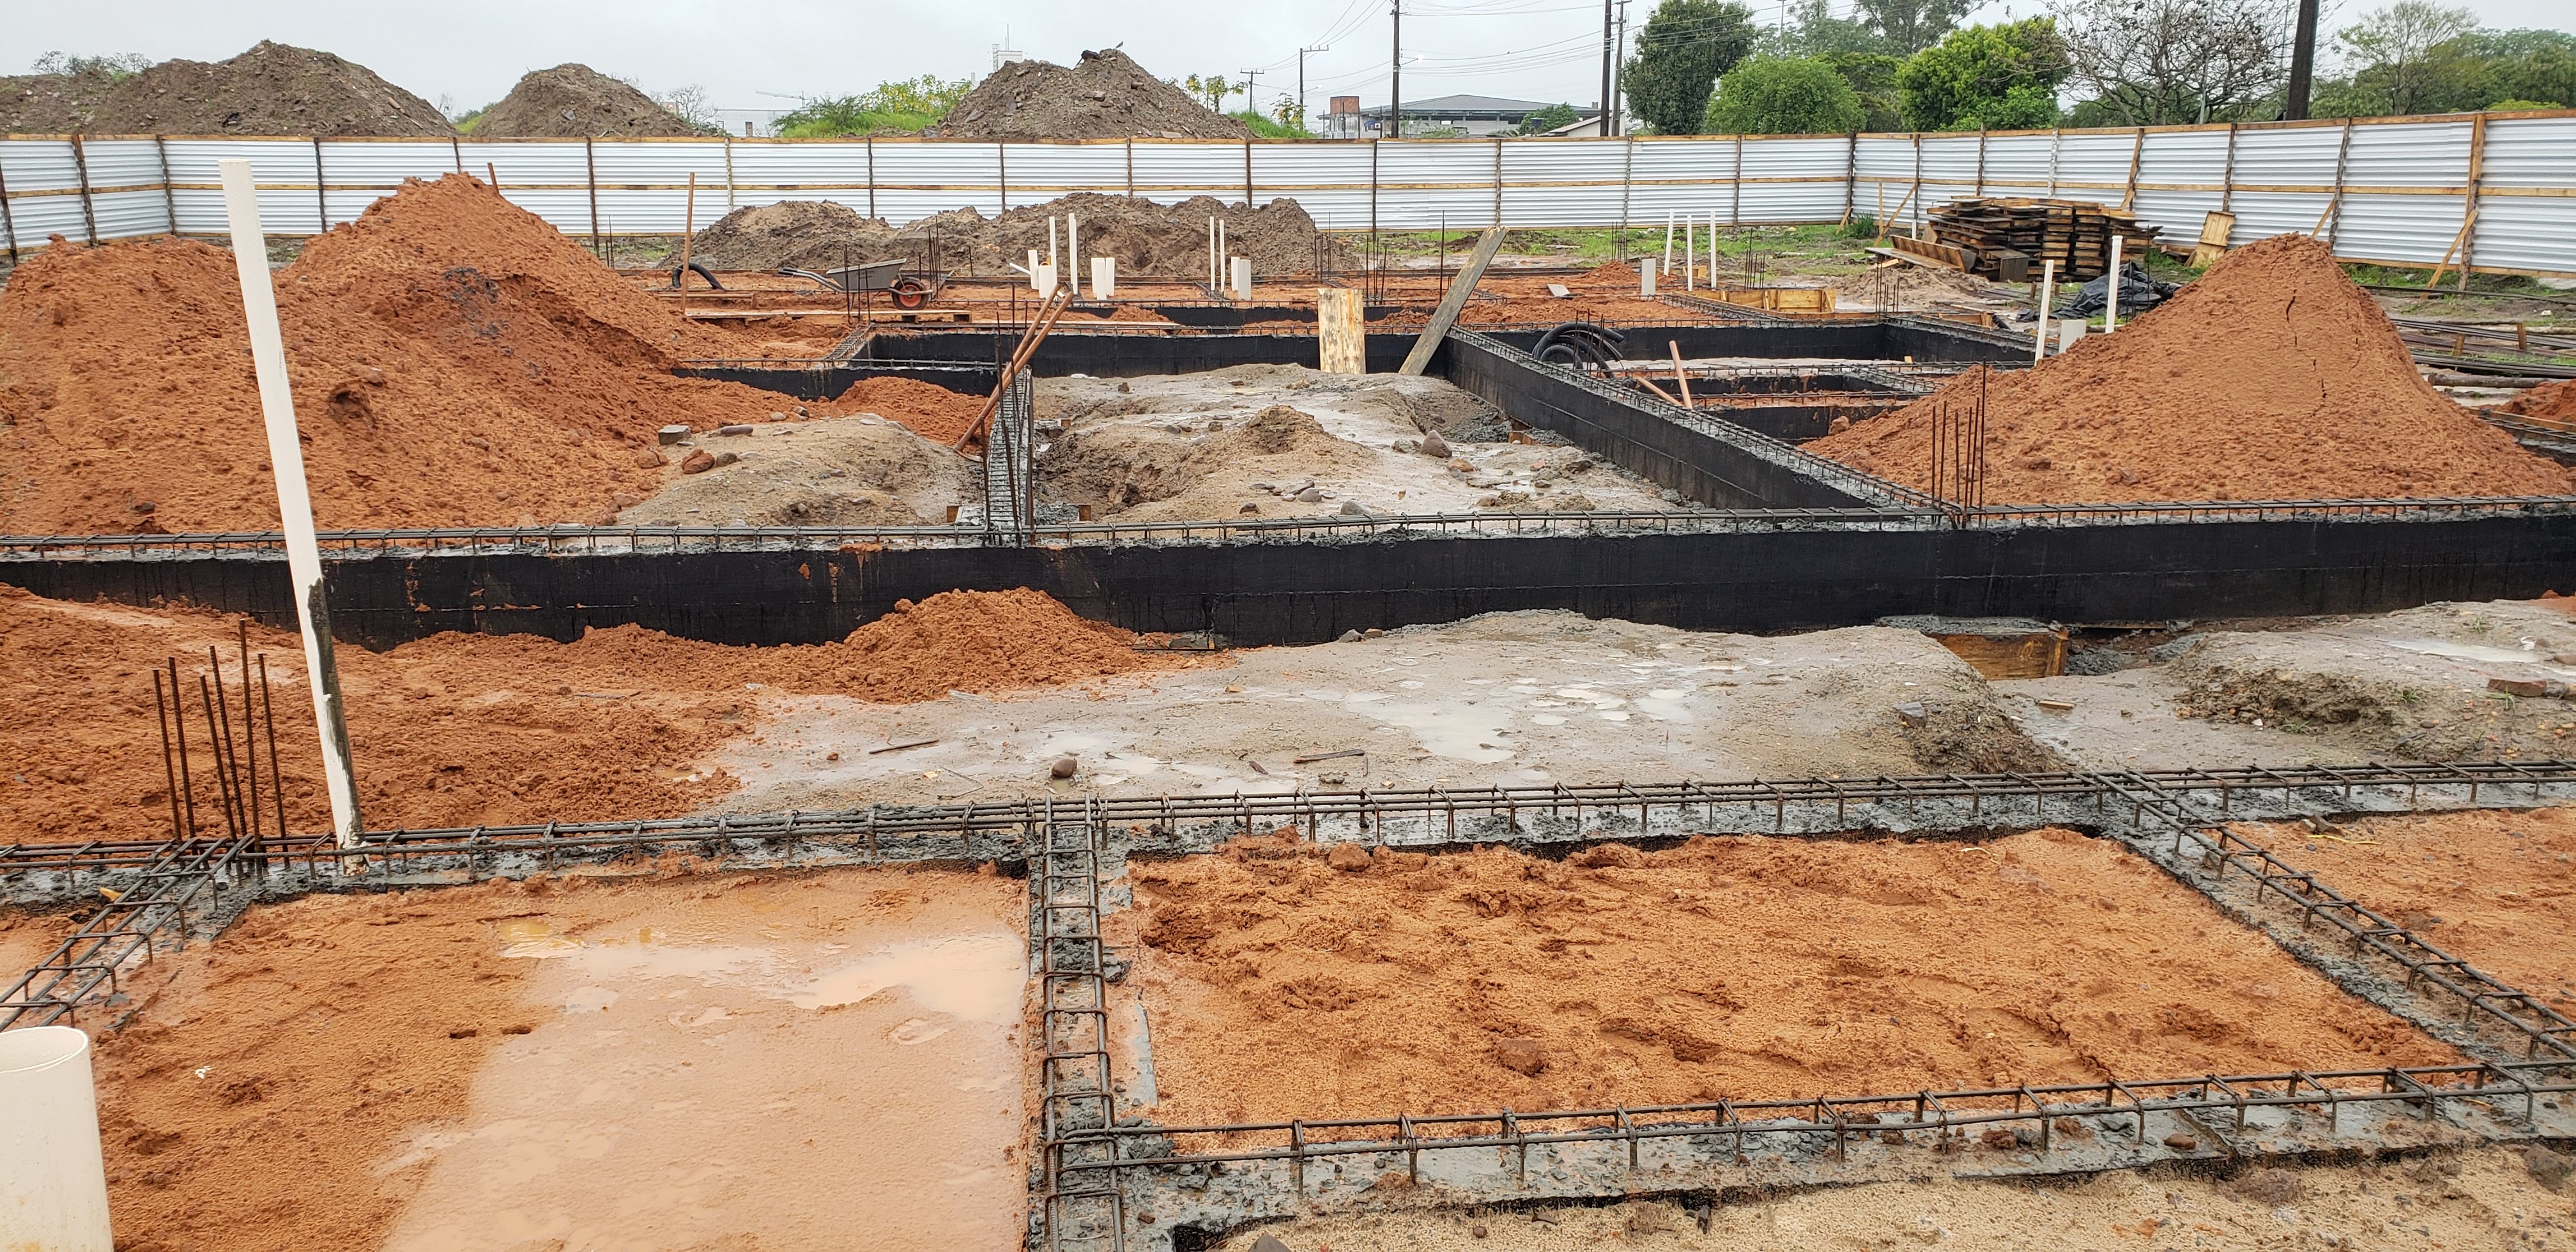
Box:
left=1036, top=809, right=1124, bottom=1252
left=2101, top=772, right=2576, bottom=1063
left=0, top=828, right=261, bottom=1029
left=10, top=761, right=2575, bottom=878
left=1053, top=1062, right=2576, bottom=1182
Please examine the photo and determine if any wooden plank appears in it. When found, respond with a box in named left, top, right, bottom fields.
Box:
left=1317, top=287, right=1365, bottom=374
left=1398, top=225, right=1507, bottom=377
left=2186, top=210, right=2237, bottom=268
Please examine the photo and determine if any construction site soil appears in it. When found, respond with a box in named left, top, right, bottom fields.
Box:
left=1123, top=829, right=2457, bottom=1128
left=86, top=865, right=1026, bottom=1251
left=2237, top=806, right=2576, bottom=1016
left=933, top=47, right=1250, bottom=142
left=687, top=191, right=1331, bottom=278
left=1807, top=234, right=2576, bottom=502
left=0, top=41, right=451, bottom=137
left=1221, top=1149, right=2576, bottom=1251
left=0, top=585, right=1187, bottom=846
left=2505, top=376, right=2576, bottom=422
left=467, top=63, right=710, bottom=137
left=0, top=174, right=874, bottom=535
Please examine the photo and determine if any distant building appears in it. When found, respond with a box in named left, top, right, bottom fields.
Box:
left=1324, top=95, right=1365, bottom=140
left=992, top=43, right=1025, bottom=72
left=1357, top=95, right=1599, bottom=138
left=715, top=107, right=795, bottom=138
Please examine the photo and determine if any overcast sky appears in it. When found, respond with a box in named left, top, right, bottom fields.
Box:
left=6, top=0, right=2569, bottom=121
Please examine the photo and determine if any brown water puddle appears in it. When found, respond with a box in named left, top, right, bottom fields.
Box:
left=378, top=867, right=1027, bottom=1250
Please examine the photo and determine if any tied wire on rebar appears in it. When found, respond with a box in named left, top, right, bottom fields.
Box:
left=1926, top=365, right=1989, bottom=524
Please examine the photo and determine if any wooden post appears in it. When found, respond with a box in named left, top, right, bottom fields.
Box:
left=1729, top=135, right=1743, bottom=226
left=680, top=172, right=697, bottom=316
left=154, top=135, right=178, bottom=236
left=1974, top=125, right=1987, bottom=197
left=865, top=136, right=877, bottom=219
left=1841, top=132, right=1857, bottom=225
left=1910, top=134, right=1924, bottom=238
left=311, top=137, right=329, bottom=231
left=1399, top=225, right=1506, bottom=376
left=2322, top=119, right=2354, bottom=248
left=1668, top=340, right=1694, bottom=408
left=2218, top=121, right=2238, bottom=214
left=2457, top=112, right=2488, bottom=291
left=2120, top=127, right=2145, bottom=212
left=997, top=142, right=1008, bottom=211
left=585, top=137, right=602, bottom=259
left=1318, top=287, right=1365, bottom=374
left=2046, top=127, right=2062, bottom=197
left=1125, top=138, right=1135, bottom=198
left=1245, top=137, right=1255, bottom=207
left=723, top=136, right=737, bottom=211
left=1618, top=136, right=1634, bottom=249
left=0, top=146, right=19, bottom=261
left=68, top=135, right=98, bottom=243
left=450, top=134, right=463, bottom=174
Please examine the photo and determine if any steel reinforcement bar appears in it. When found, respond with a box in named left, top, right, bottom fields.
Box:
left=9, top=761, right=2575, bottom=878
left=0, top=825, right=263, bottom=1028
left=1053, top=1062, right=2576, bottom=1182
left=2094, top=770, right=2576, bottom=1063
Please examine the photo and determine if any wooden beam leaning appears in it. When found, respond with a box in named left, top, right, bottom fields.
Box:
left=1398, top=225, right=1507, bottom=377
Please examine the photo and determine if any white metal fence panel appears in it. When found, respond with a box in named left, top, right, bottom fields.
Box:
left=4, top=116, right=2571, bottom=275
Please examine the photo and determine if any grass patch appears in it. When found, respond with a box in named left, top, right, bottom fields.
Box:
left=1230, top=111, right=1315, bottom=140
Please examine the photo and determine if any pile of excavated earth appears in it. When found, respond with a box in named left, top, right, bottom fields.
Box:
left=1807, top=234, right=2576, bottom=502
left=0, top=40, right=452, bottom=136
left=931, top=47, right=1250, bottom=141
left=0, top=583, right=1193, bottom=845
left=687, top=191, right=1335, bottom=277
left=0, top=173, right=986, bottom=534
left=467, top=63, right=708, bottom=137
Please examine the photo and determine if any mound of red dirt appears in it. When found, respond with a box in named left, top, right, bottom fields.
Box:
left=829, top=376, right=988, bottom=445
left=1806, top=234, right=2576, bottom=503
left=0, top=174, right=814, bottom=533
left=2503, top=378, right=2576, bottom=422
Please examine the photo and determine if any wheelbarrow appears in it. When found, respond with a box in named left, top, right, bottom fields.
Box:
left=780, top=259, right=944, bottom=309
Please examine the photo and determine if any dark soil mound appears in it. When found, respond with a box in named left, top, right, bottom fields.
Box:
left=687, top=192, right=1335, bottom=279
left=471, top=64, right=711, bottom=138
left=0, top=42, right=452, bottom=136
left=934, top=49, right=1249, bottom=141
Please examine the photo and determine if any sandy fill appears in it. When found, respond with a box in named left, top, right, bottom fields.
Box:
left=1126, top=829, right=2457, bottom=1127
left=2239, top=806, right=2576, bottom=1016
left=87, top=866, right=1025, bottom=1251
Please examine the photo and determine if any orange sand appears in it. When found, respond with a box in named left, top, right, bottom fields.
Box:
left=1126, top=829, right=2457, bottom=1126
left=1807, top=234, right=2576, bottom=502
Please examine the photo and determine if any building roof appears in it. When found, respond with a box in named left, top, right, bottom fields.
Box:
left=1358, top=94, right=1597, bottom=120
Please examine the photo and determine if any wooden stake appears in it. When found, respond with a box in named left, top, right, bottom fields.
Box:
left=1668, top=340, right=1694, bottom=408
left=680, top=172, right=698, bottom=317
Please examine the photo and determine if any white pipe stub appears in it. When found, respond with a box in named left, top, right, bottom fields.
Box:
left=1, top=1025, right=114, bottom=1249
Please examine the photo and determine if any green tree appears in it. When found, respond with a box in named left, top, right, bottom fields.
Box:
left=1896, top=18, right=2069, bottom=130
left=2314, top=20, right=2576, bottom=116
left=1182, top=74, right=1235, bottom=110
left=1514, top=102, right=1581, bottom=135
left=2334, top=2, right=2478, bottom=114
left=2053, top=0, right=2288, bottom=125
left=1823, top=52, right=1906, bottom=129
left=1621, top=0, right=1759, bottom=135
left=1855, top=0, right=1977, bottom=56
left=1705, top=57, right=1868, bottom=133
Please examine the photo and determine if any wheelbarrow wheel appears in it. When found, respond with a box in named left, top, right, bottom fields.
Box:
left=890, top=279, right=931, bottom=309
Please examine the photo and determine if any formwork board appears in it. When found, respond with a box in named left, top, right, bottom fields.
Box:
left=8, top=512, right=2574, bottom=649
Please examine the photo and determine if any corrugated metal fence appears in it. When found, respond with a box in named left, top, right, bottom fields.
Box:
left=2, top=111, right=2570, bottom=277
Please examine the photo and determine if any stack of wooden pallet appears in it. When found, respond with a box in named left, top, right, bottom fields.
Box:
left=1915, top=198, right=2163, bottom=282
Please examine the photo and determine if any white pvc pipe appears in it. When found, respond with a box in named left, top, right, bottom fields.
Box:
left=2104, top=234, right=2124, bottom=332
left=1046, top=215, right=1059, bottom=280
left=1208, top=217, right=1217, bottom=287
left=1, top=1026, right=113, bottom=1251
left=1028, top=248, right=1044, bottom=292
left=1066, top=214, right=1080, bottom=296
left=219, top=158, right=363, bottom=846
left=1663, top=211, right=1674, bottom=275
left=1684, top=218, right=1694, bottom=291
left=2033, top=258, right=2058, bottom=363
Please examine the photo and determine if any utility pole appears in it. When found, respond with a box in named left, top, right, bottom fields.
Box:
left=1300, top=45, right=1328, bottom=133
left=2283, top=0, right=2322, bottom=120
left=1600, top=0, right=1615, bottom=137
left=1239, top=68, right=1264, bottom=119
left=1613, top=1, right=1629, bottom=135
left=1391, top=0, right=1403, bottom=140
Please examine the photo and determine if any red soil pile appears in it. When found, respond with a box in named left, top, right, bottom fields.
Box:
left=1, top=585, right=1194, bottom=846
left=2239, top=807, right=2576, bottom=1015
left=0, top=174, right=816, bottom=535
left=1806, top=234, right=2576, bottom=502
left=2503, top=378, right=2576, bottom=423
left=91, top=878, right=535, bottom=1252
left=1126, top=829, right=2455, bottom=1126
left=830, top=376, right=988, bottom=445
